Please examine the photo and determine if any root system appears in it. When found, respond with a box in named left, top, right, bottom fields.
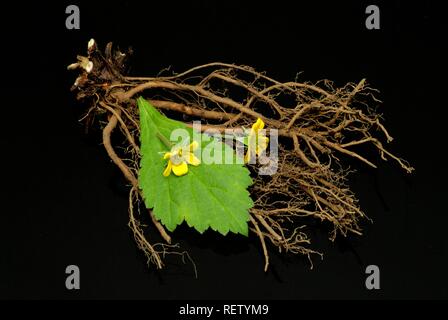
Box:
left=69, top=41, right=413, bottom=273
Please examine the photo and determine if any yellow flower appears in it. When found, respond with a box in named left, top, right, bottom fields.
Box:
left=163, top=141, right=201, bottom=177
left=244, top=118, right=269, bottom=163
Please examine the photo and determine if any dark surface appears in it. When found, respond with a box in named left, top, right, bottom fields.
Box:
left=0, top=0, right=446, bottom=299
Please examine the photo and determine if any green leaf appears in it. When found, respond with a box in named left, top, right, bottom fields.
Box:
left=138, top=97, right=253, bottom=236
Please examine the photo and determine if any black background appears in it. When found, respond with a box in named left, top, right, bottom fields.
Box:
left=0, top=0, right=447, bottom=299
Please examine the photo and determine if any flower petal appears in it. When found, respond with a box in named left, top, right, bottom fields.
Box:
left=163, top=160, right=172, bottom=177
left=256, top=136, right=269, bottom=155
left=252, top=118, right=265, bottom=131
left=189, top=140, right=199, bottom=151
left=172, top=161, right=189, bottom=176
left=163, top=152, right=172, bottom=160
left=186, top=152, right=201, bottom=166
left=244, top=149, right=253, bottom=163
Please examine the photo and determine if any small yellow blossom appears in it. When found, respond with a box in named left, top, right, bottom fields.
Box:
left=244, top=118, right=269, bottom=163
left=163, top=141, right=201, bottom=177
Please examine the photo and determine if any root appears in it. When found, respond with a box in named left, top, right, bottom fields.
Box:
left=129, top=187, right=195, bottom=275
left=250, top=215, right=269, bottom=272
left=70, top=41, right=413, bottom=273
left=102, top=108, right=172, bottom=245
left=128, top=187, right=163, bottom=269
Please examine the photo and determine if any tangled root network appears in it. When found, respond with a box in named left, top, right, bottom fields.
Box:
left=69, top=41, right=413, bottom=273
